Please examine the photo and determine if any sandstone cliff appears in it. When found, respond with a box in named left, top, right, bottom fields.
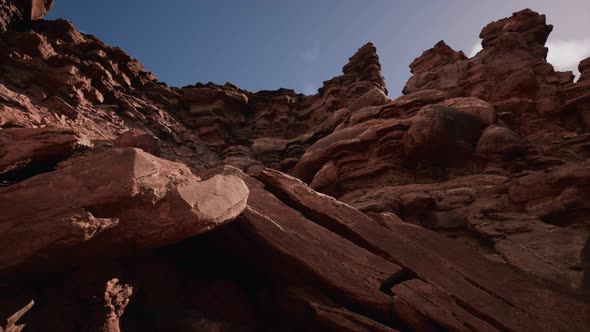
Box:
left=0, top=2, right=589, bottom=331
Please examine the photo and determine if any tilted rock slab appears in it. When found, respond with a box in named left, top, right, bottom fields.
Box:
left=209, top=166, right=405, bottom=327
left=0, top=127, right=91, bottom=182
left=255, top=168, right=590, bottom=331
left=0, top=148, right=249, bottom=278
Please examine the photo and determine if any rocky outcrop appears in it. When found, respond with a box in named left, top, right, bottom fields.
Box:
left=403, top=105, right=484, bottom=165
left=28, top=0, right=53, bottom=21
left=0, top=300, right=34, bottom=332
left=172, top=42, right=390, bottom=173
left=176, top=82, right=249, bottom=147
left=0, top=127, right=90, bottom=183
left=251, top=169, right=589, bottom=331
left=475, top=125, right=526, bottom=160
left=1, top=3, right=590, bottom=331
left=0, top=148, right=249, bottom=277
left=584, top=237, right=590, bottom=295
left=114, top=128, right=161, bottom=156
left=83, top=279, right=133, bottom=332
left=564, top=56, right=590, bottom=128
left=0, top=15, right=220, bottom=171
left=1, top=1, right=53, bottom=32
left=437, top=97, right=497, bottom=125
left=408, top=40, right=467, bottom=75
left=404, top=9, right=574, bottom=137
left=287, top=9, right=590, bottom=302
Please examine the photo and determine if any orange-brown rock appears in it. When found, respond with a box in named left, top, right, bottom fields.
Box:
left=0, top=127, right=90, bottom=183
left=0, top=148, right=249, bottom=277
left=254, top=168, right=590, bottom=331
left=0, top=300, right=34, bottom=332
left=0, top=1, right=53, bottom=31
left=114, top=128, right=161, bottom=156
left=30, top=0, right=54, bottom=20
left=408, top=40, right=467, bottom=75
left=404, top=9, right=574, bottom=137
left=1, top=3, right=590, bottom=331
left=83, top=279, right=133, bottom=332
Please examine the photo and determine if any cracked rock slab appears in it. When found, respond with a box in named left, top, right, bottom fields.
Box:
left=0, top=148, right=249, bottom=278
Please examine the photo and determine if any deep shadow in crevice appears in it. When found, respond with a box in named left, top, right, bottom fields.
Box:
left=120, top=223, right=272, bottom=332
left=0, top=163, right=58, bottom=187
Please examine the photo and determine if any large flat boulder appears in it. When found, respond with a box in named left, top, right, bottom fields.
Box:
left=0, top=148, right=249, bottom=278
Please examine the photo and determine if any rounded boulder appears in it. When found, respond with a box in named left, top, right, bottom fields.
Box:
left=403, top=104, right=483, bottom=164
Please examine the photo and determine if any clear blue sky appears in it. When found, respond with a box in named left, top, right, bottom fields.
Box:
left=46, top=1, right=590, bottom=97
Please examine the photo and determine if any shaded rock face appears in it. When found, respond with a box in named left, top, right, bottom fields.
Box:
left=404, top=9, right=573, bottom=136
left=0, top=15, right=219, bottom=171
left=475, top=125, right=526, bottom=160
left=285, top=10, right=590, bottom=300
left=565, top=56, right=590, bottom=129
left=114, top=129, right=161, bottom=156
left=1, top=4, right=590, bottom=332
left=403, top=105, right=484, bottom=164
left=409, top=40, right=467, bottom=74
left=0, top=148, right=249, bottom=277
left=584, top=237, right=590, bottom=295
left=0, top=127, right=91, bottom=184
left=172, top=42, right=390, bottom=172
left=0, top=0, right=53, bottom=31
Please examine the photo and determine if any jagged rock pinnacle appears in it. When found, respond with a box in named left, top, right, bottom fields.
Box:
left=480, top=8, right=553, bottom=48
left=408, top=40, right=467, bottom=74
left=342, top=42, right=388, bottom=94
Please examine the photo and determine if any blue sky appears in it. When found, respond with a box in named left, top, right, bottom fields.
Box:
left=46, top=1, right=590, bottom=97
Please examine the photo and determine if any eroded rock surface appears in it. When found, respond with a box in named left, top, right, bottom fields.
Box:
left=0, top=148, right=249, bottom=277
left=1, top=0, right=53, bottom=31
left=1, top=3, right=589, bottom=331
left=0, top=127, right=90, bottom=183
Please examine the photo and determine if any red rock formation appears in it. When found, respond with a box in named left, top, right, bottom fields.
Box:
left=83, top=279, right=133, bottom=332
left=403, top=9, right=574, bottom=137
left=0, top=127, right=90, bottom=183
left=0, top=0, right=53, bottom=31
left=564, top=56, right=590, bottom=128
left=114, top=128, right=161, bottom=156
left=172, top=42, right=389, bottom=172
left=289, top=11, right=589, bottom=298
left=0, top=148, right=249, bottom=277
left=1, top=4, right=589, bottom=332
left=408, top=40, right=467, bottom=75
left=253, top=169, right=589, bottom=330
